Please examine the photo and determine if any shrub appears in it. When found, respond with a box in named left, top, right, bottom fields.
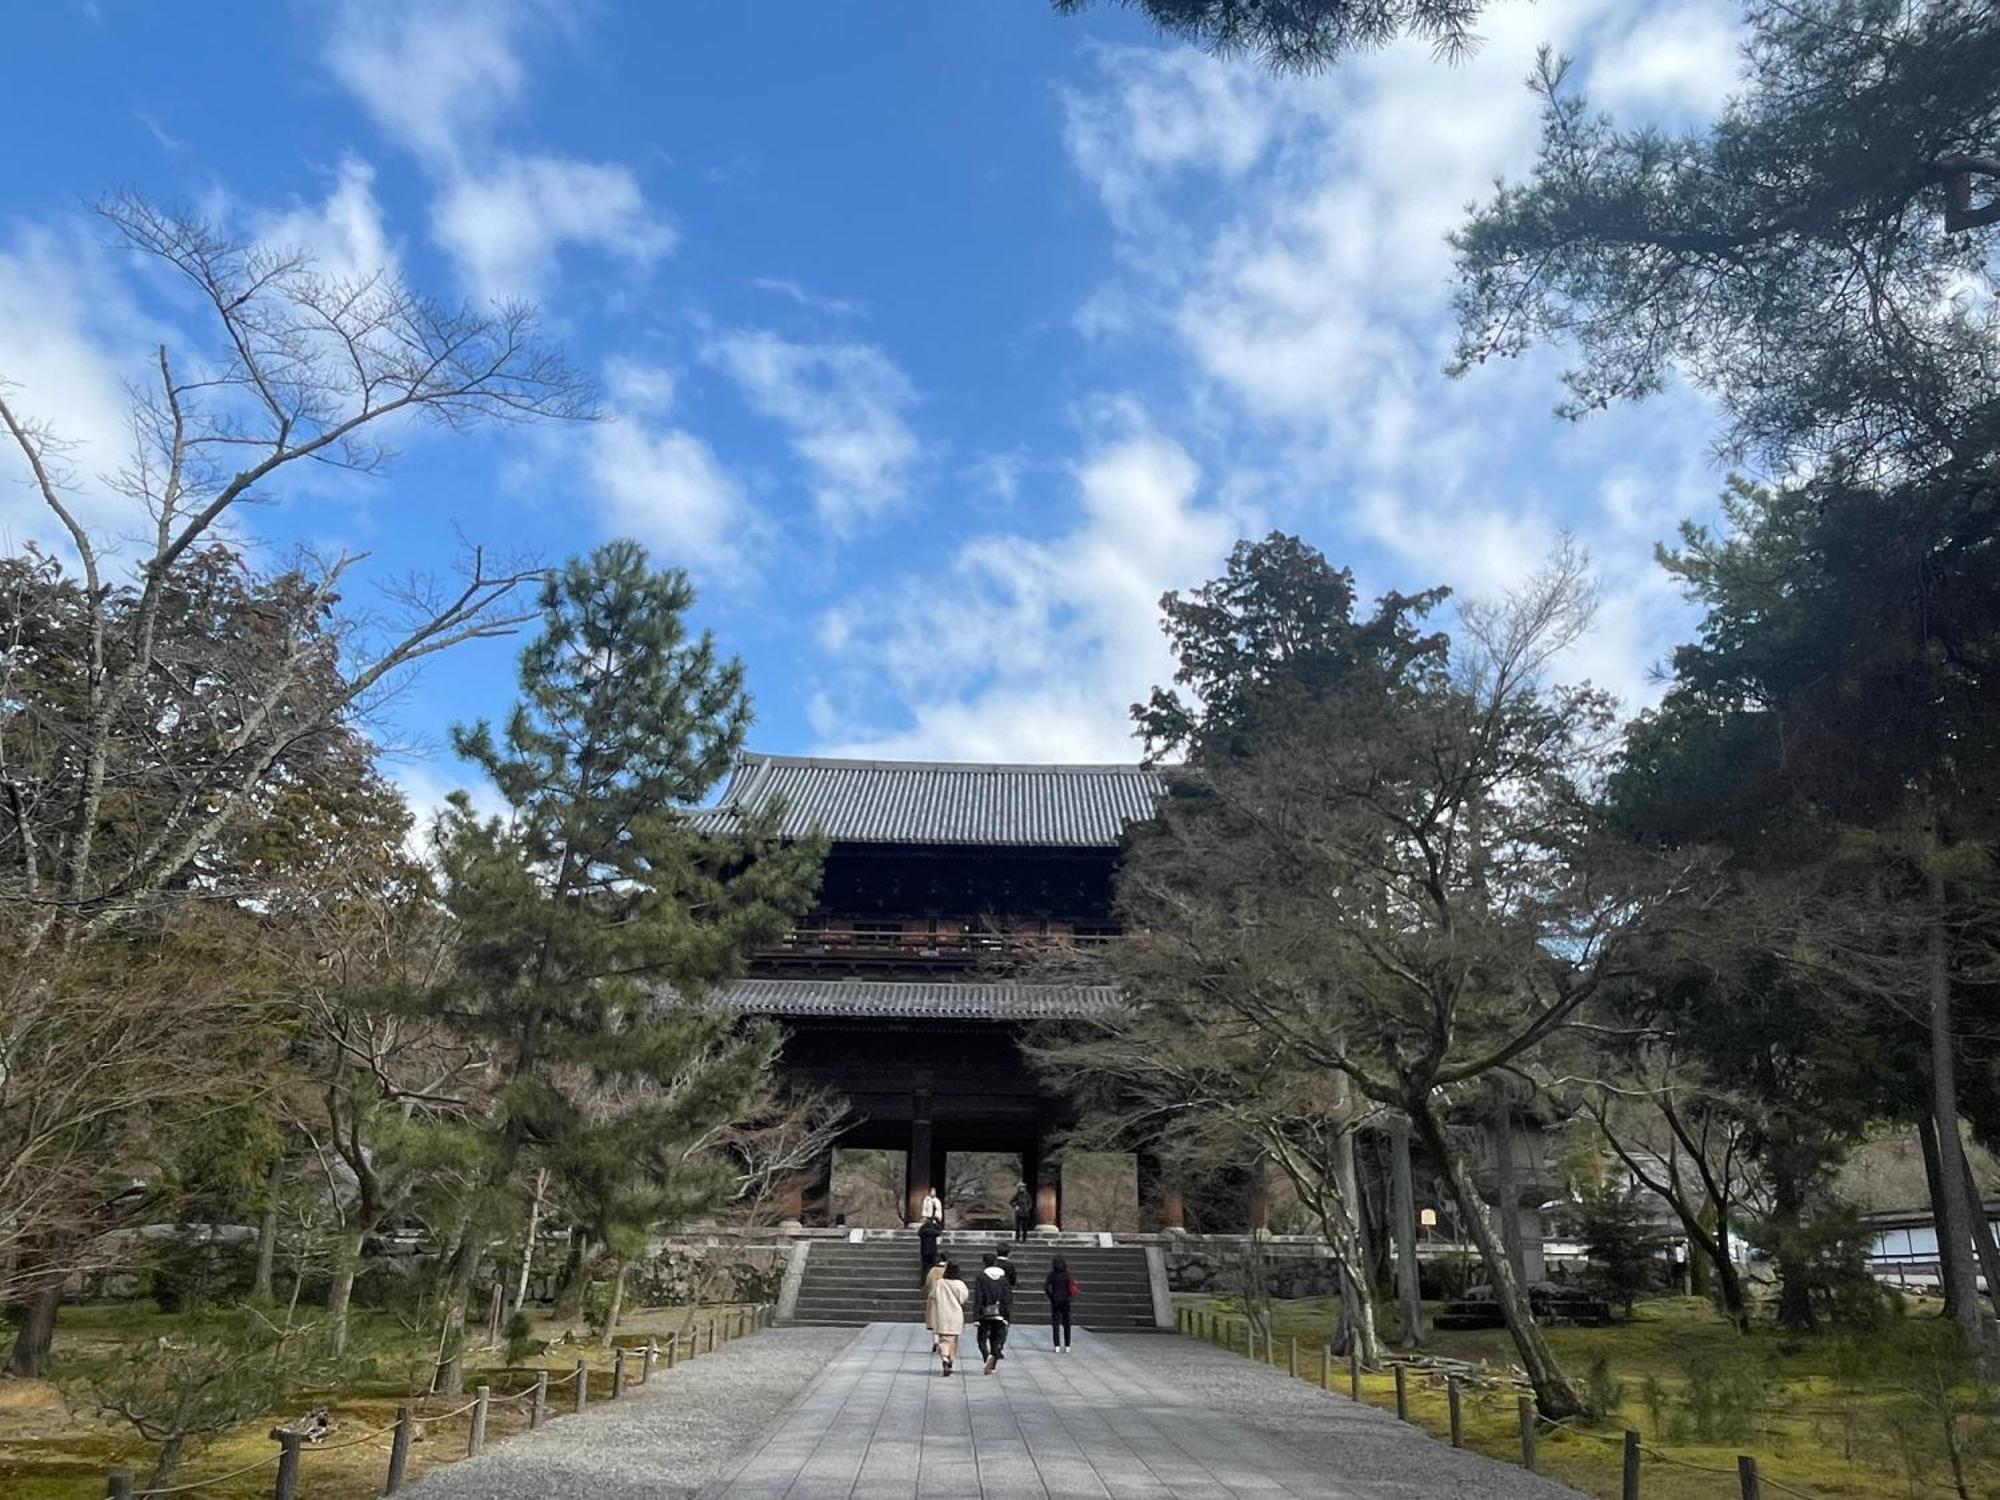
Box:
left=1584, top=1348, right=1627, bottom=1418
left=503, top=1310, right=538, bottom=1365
left=1570, top=1181, right=1669, bottom=1317
left=1670, top=1348, right=1774, bottom=1444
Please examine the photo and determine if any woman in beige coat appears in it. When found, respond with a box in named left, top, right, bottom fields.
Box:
left=922, top=1260, right=948, bottom=1351
left=926, top=1261, right=968, bottom=1377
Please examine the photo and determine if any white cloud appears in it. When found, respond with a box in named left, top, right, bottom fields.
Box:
left=0, top=226, right=162, bottom=560
left=432, top=154, right=675, bottom=302
left=1045, top=0, right=1746, bottom=721
left=256, top=155, right=398, bottom=285
left=816, top=422, right=1241, bottom=761
left=709, top=331, right=921, bottom=530
left=323, top=1, right=533, bottom=170
left=320, top=1, right=672, bottom=303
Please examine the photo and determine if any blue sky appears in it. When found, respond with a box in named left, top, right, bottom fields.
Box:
left=1, top=0, right=1749, bottom=817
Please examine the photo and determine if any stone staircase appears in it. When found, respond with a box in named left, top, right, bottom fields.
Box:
left=781, top=1234, right=1164, bottom=1331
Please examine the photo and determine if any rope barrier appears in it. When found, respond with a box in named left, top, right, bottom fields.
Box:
left=1526, top=1407, right=1828, bottom=1498
left=132, top=1450, right=281, bottom=1495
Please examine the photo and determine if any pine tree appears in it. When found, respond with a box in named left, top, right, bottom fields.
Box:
left=428, top=541, right=823, bottom=1390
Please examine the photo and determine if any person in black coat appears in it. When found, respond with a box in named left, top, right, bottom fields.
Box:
left=1010, top=1181, right=1033, bottom=1241
left=973, top=1251, right=1014, bottom=1372
left=1044, top=1256, right=1076, bottom=1351
left=917, top=1218, right=941, bottom=1283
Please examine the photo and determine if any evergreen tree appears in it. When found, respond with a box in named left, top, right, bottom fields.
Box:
left=1053, top=0, right=1486, bottom=70
left=428, top=542, right=823, bottom=1389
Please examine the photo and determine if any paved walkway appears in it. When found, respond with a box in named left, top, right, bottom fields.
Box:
left=702, top=1324, right=1585, bottom=1499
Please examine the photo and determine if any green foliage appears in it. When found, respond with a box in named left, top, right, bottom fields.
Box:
left=63, top=1310, right=348, bottom=1490
left=1744, top=1201, right=1887, bottom=1331
left=430, top=543, right=824, bottom=1367
left=1584, top=1348, right=1626, bottom=1418
left=503, top=1310, right=537, bottom=1365
left=1639, top=1372, right=1670, bottom=1441
left=1669, top=1348, right=1775, bottom=1444
left=1453, top=0, right=2000, bottom=474
left=1833, top=1324, right=1995, bottom=1500
left=1571, top=1179, right=1670, bottom=1318
left=1053, top=0, right=1486, bottom=70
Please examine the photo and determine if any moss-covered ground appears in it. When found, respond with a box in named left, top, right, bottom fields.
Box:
left=1182, top=1294, right=1997, bottom=1500
left=0, top=1302, right=753, bottom=1500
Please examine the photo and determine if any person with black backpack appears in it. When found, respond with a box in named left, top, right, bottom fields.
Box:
left=973, top=1250, right=1013, bottom=1373
left=1044, top=1256, right=1077, bottom=1352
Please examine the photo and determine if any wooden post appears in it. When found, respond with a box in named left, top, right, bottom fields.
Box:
left=1245, top=1319, right=1255, bottom=1361
left=705, top=1319, right=715, bottom=1355
left=1737, top=1455, right=1762, bottom=1500
left=1518, top=1396, right=1537, bottom=1472
left=1394, top=1363, right=1408, bottom=1421
left=530, top=1371, right=549, bottom=1429
left=1288, top=1336, right=1298, bottom=1378
left=386, top=1406, right=413, bottom=1492
left=272, top=1429, right=302, bottom=1500
left=574, top=1358, right=589, bottom=1414
left=105, top=1473, right=133, bottom=1500
left=667, top=1331, right=679, bottom=1369
left=612, top=1347, right=626, bottom=1399
left=1348, top=1348, right=1361, bottom=1401
left=1448, top=1379, right=1463, bottom=1448
left=469, top=1385, right=490, bottom=1457
left=643, top=1341, right=657, bottom=1382
left=1321, top=1342, right=1331, bottom=1390
left=1622, top=1430, right=1641, bottom=1500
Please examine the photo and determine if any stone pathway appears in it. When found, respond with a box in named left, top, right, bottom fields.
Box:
left=702, top=1323, right=1586, bottom=1499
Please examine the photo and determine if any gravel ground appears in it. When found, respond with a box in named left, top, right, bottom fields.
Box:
left=1093, top=1333, right=1590, bottom=1500
left=401, top=1328, right=857, bottom=1500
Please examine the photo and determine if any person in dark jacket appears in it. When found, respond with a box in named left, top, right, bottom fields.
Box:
left=973, top=1251, right=1014, bottom=1373
left=1044, top=1256, right=1076, bottom=1352
left=1010, top=1181, right=1033, bottom=1241
left=917, top=1218, right=941, bottom=1283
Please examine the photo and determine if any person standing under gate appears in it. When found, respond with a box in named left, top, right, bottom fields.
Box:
left=974, top=1251, right=1013, bottom=1374
left=921, top=1183, right=943, bottom=1227
left=917, top=1216, right=941, bottom=1284
left=1044, top=1256, right=1077, bottom=1352
left=928, top=1260, right=967, bottom=1376
left=1010, top=1180, right=1033, bottom=1242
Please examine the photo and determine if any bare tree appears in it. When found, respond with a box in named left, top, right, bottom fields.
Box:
left=0, top=195, right=591, bottom=951
left=1110, top=546, right=1701, bottom=1418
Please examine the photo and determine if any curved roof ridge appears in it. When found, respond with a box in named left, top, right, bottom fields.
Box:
left=739, top=751, right=1157, bottom=775
left=700, top=751, right=1167, bottom=847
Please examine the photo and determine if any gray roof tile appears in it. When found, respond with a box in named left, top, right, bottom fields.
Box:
left=704, top=978, right=1122, bottom=1021
left=694, top=753, right=1165, bottom=847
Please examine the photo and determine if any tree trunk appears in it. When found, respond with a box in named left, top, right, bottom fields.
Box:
left=600, top=1261, right=628, bottom=1348
left=145, top=1431, right=189, bottom=1492
left=5, top=1276, right=61, bottom=1378
left=1389, top=1116, right=1426, bottom=1348
left=553, top=1233, right=590, bottom=1320
left=511, top=1168, right=548, bottom=1317
left=1925, top=862, right=1995, bottom=1362
left=1919, top=1114, right=1965, bottom=1323
left=251, top=1161, right=281, bottom=1303
left=1770, top=1155, right=1816, bottom=1332
left=1410, top=1093, right=1585, bottom=1419
left=1955, top=1132, right=2000, bottom=1323
left=1491, top=1091, right=1527, bottom=1285
left=327, top=1227, right=364, bottom=1356
left=432, top=1225, right=483, bottom=1396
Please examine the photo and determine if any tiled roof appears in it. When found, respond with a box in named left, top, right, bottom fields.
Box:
left=704, top=977, right=1123, bottom=1021
left=693, top=753, right=1166, bottom=847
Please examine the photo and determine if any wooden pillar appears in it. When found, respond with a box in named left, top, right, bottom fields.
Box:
left=905, top=1093, right=934, bottom=1228
left=1033, top=1126, right=1062, bottom=1231
left=806, top=1151, right=835, bottom=1228
left=1248, top=1156, right=1270, bottom=1234
left=1137, top=1149, right=1186, bottom=1232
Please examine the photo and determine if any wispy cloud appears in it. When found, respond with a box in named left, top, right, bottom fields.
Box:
left=708, top=330, right=921, bottom=531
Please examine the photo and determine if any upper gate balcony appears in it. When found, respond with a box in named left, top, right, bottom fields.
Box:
left=756, top=917, right=1120, bottom=973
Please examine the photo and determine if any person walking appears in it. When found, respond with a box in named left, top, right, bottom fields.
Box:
left=918, top=1216, right=941, bottom=1283
left=1044, top=1256, right=1078, bottom=1352
left=928, top=1260, right=968, bottom=1376
left=974, top=1251, right=1014, bottom=1374
left=922, top=1255, right=949, bottom=1354
left=921, top=1184, right=943, bottom=1226
left=1010, top=1180, right=1033, bottom=1242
